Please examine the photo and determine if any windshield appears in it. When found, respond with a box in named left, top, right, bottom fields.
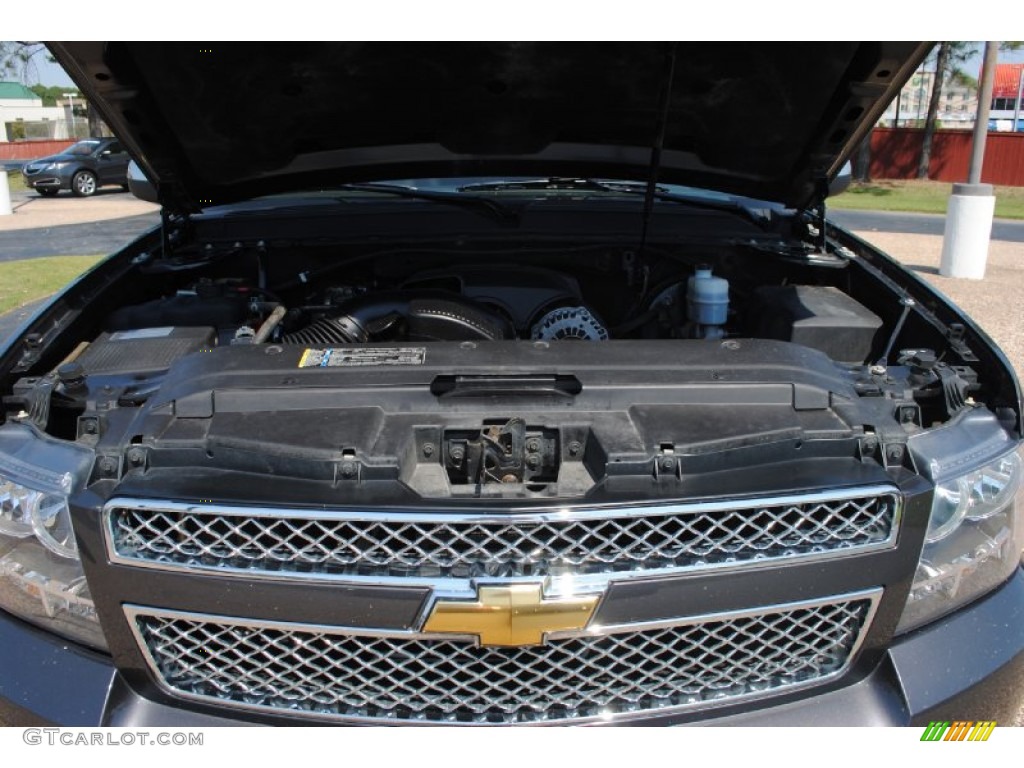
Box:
left=65, top=140, right=103, bottom=156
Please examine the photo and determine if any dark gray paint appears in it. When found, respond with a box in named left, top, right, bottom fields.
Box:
left=0, top=613, right=114, bottom=726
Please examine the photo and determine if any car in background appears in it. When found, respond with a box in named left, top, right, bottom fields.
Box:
left=21, top=137, right=130, bottom=197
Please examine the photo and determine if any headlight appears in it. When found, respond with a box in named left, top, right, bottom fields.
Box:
left=1, top=479, right=78, bottom=558
left=45, top=161, right=70, bottom=170
left=926, top=454, right=1020, bottom=543
left=0, top=424, right=107, bottom=651
left=899, top=412, right=1024, bottom=634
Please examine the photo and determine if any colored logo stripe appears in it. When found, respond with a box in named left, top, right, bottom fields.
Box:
left=969, top=721, right=997, bottom=741
left=921, top=721, right=996, bottom=742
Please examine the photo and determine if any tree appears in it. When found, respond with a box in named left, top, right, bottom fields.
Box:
left=0, top=41, right=52, bottom=83
left=918, top=42, right=975, bottom=179
left=917, top=41, right=1023, bottom=179
left=28, top=84, right=81, bottom=107
left=86, top=104, right=103, bottom=139
left=918, top=44, right=951, bottom=178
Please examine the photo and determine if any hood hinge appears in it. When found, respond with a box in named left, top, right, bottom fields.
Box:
left=159, top=207, right=174, bottom=259
left=814, top=174, right=829, bottom=253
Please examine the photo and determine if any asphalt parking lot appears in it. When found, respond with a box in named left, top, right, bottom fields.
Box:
left=831, top=209, right=1024, bottom=243
left=0, top=188, right=159, bottom=259
left=0, top=188, right=1022, bottom=727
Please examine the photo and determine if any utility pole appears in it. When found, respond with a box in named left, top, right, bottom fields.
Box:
left=968, top=43, right=998, bottom=183
left=940, top=42, right=998, bottom=279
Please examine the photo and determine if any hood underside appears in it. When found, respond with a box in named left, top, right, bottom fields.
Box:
left=49, top=42, right=930, bottom=213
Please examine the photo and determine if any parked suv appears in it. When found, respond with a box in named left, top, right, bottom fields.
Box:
left=0, top=42, right=1022, bottom=727
left=21, top=137, right=130, bottom=197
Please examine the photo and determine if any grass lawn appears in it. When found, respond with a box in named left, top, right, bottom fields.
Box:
left=0, top=255, right=104, bottom=315
left=4, top=172, right=27, bottom=193
left=831, top=180, right=1024, bottom=219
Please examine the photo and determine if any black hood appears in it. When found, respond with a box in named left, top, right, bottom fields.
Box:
left=49, top=42, right=930, bottom=213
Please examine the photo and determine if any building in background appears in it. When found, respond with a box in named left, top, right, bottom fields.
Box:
left=878, top=61, right=1024, bottom=132
left=879, top=69, right=976, bottom=128
left=0, top=81, right=85, bottom=141
left=989, top=63, right=1024, bottom=131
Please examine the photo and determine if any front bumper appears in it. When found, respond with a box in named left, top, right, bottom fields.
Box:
left=3, top=568, right=1023, bottom=727
left=22, top=172, right=69, bottom=190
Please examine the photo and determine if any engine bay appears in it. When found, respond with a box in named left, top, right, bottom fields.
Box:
left=99, top=245, right=888, bottom=350
left=0, top=229, right=1005, bottom=500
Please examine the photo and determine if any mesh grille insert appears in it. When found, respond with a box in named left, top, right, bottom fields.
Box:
left=108, top=492, right=898, bottom=582
left=131, top=596, right=874, bottom=724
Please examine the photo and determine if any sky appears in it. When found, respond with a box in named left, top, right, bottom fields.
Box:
left=41, top=58, right=74, bottom=87
left=28, top=54, right=74, bottom=87
left=964, top=43, right=1024, bottom=75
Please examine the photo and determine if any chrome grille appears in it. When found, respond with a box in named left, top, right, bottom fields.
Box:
left=106, top=489, right=899, bottom=583
left=129, top=593, right=876, bottom=724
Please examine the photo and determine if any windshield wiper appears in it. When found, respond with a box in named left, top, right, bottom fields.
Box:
left=458, top=177, right=664, bottom=194
left=458, top=177, right=770, bottom=229
left=336, top=183, right=521, bottom=226
left=639, top=189, right=772, bottom=229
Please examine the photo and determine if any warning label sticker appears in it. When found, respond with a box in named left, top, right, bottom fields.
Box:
left=298, top=347, right=426, bottom=368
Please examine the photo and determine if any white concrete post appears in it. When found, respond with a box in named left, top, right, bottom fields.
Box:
left=0, top=170, right=12, bottom=216
left=939, top=183, right=995, bottom=280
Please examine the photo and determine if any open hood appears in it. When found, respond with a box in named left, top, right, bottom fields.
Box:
left=49, top=42, right=930, bottom=213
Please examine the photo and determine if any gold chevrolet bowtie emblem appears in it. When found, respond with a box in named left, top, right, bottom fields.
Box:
left=422, top=584, right=599, bottom=647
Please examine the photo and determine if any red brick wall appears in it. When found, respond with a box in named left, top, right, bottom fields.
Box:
left=869, top=128, right=1024, bottom=186
left=0, top=139, right=75, bottom=161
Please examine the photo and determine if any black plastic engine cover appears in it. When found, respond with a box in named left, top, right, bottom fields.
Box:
left=106, top=294, right=248, bottom=332
left=750, top=285, right=883, bottom=364
left=90, top=339, right=890, bottom=502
